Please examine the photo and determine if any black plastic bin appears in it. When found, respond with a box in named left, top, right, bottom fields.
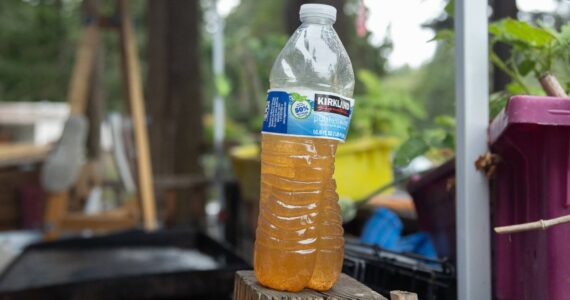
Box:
left=343, top=239, right=456, bottom=300
left=0, top=230, right=249, bottom=300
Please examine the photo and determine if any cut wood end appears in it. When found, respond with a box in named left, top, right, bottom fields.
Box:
left=390, top=290, right=419, bottom=300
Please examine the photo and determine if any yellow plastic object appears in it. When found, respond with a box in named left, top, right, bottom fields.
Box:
left=334, top=137, right=398, bottom=201
left=230, top=137, right=397, bottom=203
left=229, top=144, right=261, bottom=203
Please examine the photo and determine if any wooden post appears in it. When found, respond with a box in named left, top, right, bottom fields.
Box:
left=118, top=0, right=157, bottom=230
left=390, top=291, right=419, bottom=300
left=233, top=271, right=387, bottom=300
left=68, top=24, right=99, bottom=116
left=44, top=192, right=69, bottom=240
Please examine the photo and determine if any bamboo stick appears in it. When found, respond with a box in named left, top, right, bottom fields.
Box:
left=495, top=214, right=570, bottom=234
left=539, top=73, right=568, bottom=97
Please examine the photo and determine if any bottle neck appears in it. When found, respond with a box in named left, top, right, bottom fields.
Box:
left=301, top=16, right=335, bottom=26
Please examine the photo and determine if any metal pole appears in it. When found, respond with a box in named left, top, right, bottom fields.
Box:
left=455, top=0, right=491, bottom=299
left=212, top=0, right=225, bottom=211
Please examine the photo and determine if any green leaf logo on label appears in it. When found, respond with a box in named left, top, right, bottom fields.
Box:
left=289, top=93, right=312, bottom=119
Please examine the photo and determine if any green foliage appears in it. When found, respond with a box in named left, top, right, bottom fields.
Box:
left=393, top=114, right=455, bottom=167
left=394, top=137, right=429, bottom=167
left=0, top=0, right=80, bottom=101
left=0, top=0, right=146, bottom=108
left=396, top=17, right=570, bottom=168
left=444, top=0, right=454, bottom=18
left=489, top=19, right=556, bottom=49
left=413, top=45, right=455, bottom=121
left=211, top=0, right=290, bottom=138
left=489, top=18, right=570, bottom=93
left=489, top=92, right=509, bottom=119
left=429, top=29, right=454, bottom=45
left=350, top=69, right=426, bottom=139
left=215, top=74, right=231, bottom=98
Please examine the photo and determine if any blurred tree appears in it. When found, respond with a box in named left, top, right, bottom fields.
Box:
left=0, top=0, right=79, bottom=101
left=413, top=45, right=455, bottom=121
left=491, top=0, right=518, bottom=92
left=0, top=0, right=146, bottom=106
left=219, top=0, right=289, bottom=135
left=146, top=0, right=203, bottom=174
left=146, top=0, right=205, bottom=226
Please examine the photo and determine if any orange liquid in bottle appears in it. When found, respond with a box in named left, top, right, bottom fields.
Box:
left=254, top=134, right=344, bottom=292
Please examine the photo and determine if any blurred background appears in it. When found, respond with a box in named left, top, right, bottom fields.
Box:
left=0, top=0, right=569, bottom=299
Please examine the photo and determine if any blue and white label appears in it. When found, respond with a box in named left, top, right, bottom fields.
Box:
left=262, top=89, right=354, bottom=142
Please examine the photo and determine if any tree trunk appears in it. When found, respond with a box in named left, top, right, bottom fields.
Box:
left=146, top=0, right=204, bottom=227
left=492, top=0, right=518, bottom=92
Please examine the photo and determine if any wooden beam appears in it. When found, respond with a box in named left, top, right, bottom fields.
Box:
left=68, top=24, right=99, bottom=116
left=233, top=270, right=386, bottom=300
left=118, top=0, right=157, bottom=230
left=59, top=213, right=137, bottom=232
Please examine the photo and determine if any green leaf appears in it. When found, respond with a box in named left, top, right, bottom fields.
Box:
left=215, top=75, right=231, bottom=98
left=506, top=82, right=528, bottom=95
left=441, top=133, right=455, bottom=149
left=429, top=29, right=454, bottom=44
left=434, top=115, right=456, bottom=129
left=444, top=0, right=454, bottom=17
left=517, top=59, right=536, bottom=76
left=393, top=137, right=430, bottom=167
left=423, top=128, right=447, bottom=148
left=290, top=92, right=306, bottom=101
left=489, top=93, right=509, bottom=119
left=489, top=19, right=556, bottom=49
left=557, top=24, right=570, bottom=46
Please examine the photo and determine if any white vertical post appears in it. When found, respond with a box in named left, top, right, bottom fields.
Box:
left=455, top=0, right=491, bottom=299
left=212, top=0, right=225, bottom=209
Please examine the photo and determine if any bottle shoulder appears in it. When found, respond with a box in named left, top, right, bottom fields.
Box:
left=270, top=24, right=354, bottom=98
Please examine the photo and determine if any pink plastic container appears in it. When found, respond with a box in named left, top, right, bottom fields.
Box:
left=407, top=159, right=456, bottom=262
left=490, top=95, right=570, bottom=300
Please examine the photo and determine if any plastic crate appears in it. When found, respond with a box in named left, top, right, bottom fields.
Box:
left=343, top=240, right=456, bottom=300
left=0, top=230, right=249, bottom=299
left=490, top=96, right=570, bottom=300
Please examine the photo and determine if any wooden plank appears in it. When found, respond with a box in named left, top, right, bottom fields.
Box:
left=68, top=24, right=99, bottom=115
left=118, top=0, right=157, bottom=230
left=390, top=291, right=419, bottom=300
left=0, top=144, right=50, bottom=168
left=59, top=212, right=137, bottom=232
left=233, top=270, right=387, bottom=300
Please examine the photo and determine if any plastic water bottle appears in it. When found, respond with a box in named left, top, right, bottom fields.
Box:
left=254, top=4, right=355, bottom=292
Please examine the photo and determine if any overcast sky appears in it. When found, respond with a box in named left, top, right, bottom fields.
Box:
left=218, top=0, right=562, bottom=69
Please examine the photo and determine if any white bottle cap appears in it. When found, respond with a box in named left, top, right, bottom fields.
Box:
left=300, top=4, right=337, bottom=23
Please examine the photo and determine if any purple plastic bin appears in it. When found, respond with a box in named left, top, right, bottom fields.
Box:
left=407, top=159, right=456, bottom=262
left=490, top=95, right=570, bottom=300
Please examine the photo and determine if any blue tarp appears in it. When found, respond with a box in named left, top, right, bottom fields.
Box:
left=361, top=208, right=437, bottom=259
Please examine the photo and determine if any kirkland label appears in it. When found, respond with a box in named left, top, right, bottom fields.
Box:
left=262, top=89, right=354, bottom=142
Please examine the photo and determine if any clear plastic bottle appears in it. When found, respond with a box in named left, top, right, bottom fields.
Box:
left=254, top=4, right=355, bottom=292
